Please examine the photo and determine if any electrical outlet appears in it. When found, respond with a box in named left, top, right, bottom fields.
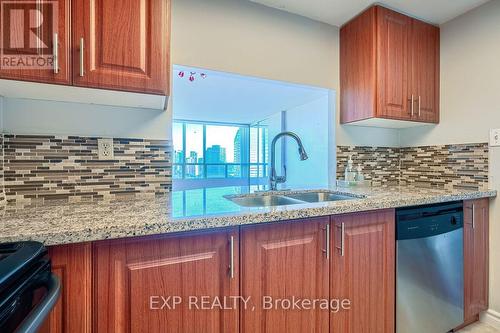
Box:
left=490, top=129, right=500, bottom=147
left=98, top=138, right=114, bottom=160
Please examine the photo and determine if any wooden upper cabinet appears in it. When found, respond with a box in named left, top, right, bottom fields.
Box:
left=340, top=5, right=440, bottom=126
left=410, top=19, right=440, bottom=123
left=376, top=6, right=411, bottom=120
left=39, top=243, right=92, bottom=333
left=330, top=209, right=395, bottom=333
left=94, top=230, right=239, bottom=333
left=0, top=0, right=71, bottom=84
left=72, top=0, right=170, bottom=95
left=241, top=218, right=330, bottom=333
left=464, top=199, right=489, bottom=321
left=339, top=6, right=377, bottom=124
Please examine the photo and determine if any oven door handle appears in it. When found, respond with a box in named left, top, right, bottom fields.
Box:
left=14, top=274, right=61, bottom=333
left=0, top=242, right=46, bottom=292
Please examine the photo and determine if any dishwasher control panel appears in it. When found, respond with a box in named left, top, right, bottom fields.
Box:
left=396, top=201, right=463, bottom=240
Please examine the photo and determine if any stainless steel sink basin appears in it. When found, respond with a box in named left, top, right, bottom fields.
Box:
left=284, top=192, right=357, bottom=203
left=226, top=195, right=304, bottom=207
left=225, top=191, right=361, bottom=208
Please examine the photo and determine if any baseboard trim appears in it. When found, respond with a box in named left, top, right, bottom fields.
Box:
left=481, top=309, right=500, bottom=329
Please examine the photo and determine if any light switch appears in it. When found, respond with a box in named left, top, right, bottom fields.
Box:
left=490, top=129, right=500, bottom=147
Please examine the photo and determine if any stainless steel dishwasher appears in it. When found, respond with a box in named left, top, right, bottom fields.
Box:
left=396, top=201, right=464, bottom=333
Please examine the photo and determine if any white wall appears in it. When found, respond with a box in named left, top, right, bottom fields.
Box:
left=172, top=0, right=337, bottom=89
left=338, top=125, right=401, bottom=147
left=2, top=98, right=170, bottom=139
left=399, top=0, right=500, bottom=325
left=255, top=94, right=333, bottom=189
left=284, top=95, right=330, bottom=188
left=257, top=110, right=284, bottom=184
left=0, top=96, right=4, bottom=130
left=172, top=0, right=399, bottom=147
left=400, top=1, right=500, bottom=147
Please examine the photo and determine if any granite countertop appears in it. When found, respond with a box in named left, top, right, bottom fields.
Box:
left=0, top=185, right=496, bottom=246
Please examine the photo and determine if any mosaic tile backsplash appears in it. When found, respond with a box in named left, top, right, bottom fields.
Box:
left=337, top=143, right=489, bottom=190
left=0, top=134, right=487, bottom=205
left=400, top=144, right=489, bottom=190
left=1, top=134, right=172, bottom=203
left=336, top=146, right=401, bottom=186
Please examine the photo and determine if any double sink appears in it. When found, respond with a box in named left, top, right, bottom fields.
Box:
left=225, top=191, right=360, bottom=208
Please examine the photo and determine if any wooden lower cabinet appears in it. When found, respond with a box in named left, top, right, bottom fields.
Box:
left=330, top=209, right=395, bottom=333
left=240, top=217, right=330, bottom=333
left=93, top=229, right=239, bottom=333
left=464, top=199, right=489, bottom=321
left=39, top=243, right=92, bottom=333
left=45, top=205, right=494, bottom=333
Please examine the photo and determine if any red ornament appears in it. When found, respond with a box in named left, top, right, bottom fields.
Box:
left=189, top=72, right=196, bottom=82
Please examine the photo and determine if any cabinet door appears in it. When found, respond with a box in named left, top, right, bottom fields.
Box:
left=94, top=230, right=239, bottom=333
left=0, top=0, right=71, bottom=84
left=330, top=209, right=395, bottom=333
left=339, top=6, right=377, bottom=124
left=241, top=218, right=330, bottom=333
left=376, top=7, right=411, bottom=120
left=39, top=243, right=92, bottom=333
left=72, top=0, right=170, bottom=95
left=410, top=19, right=440, bottom=123
left=464, top=199, right=489, bottom=320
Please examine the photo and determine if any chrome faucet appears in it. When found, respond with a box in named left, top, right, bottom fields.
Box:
left=269, top=131, right=308, bottom=191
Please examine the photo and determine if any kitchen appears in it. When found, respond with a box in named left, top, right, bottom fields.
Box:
left=0, top=0, right=498, bottom=332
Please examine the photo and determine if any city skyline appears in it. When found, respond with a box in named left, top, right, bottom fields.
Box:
left=173, top=121, right=269, bottom=180
left=174, top=144, right=229, bottom=164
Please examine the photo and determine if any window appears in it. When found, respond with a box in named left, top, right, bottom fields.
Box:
left=173, top=120, right=268, bottom=190
left=172, top=122, right=184, bottom=179
left=250, top=123, right=268, bottom=179
left=205, top=124, right=236, bottom=178
left=172, top=186, right=246, bottom=217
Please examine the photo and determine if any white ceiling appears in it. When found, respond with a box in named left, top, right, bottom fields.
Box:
left=249, top=0, right=490, bottom=26
left=172, top=65, right=329, bottom=124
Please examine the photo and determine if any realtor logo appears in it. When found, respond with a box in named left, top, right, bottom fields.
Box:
left=1, top=0, right=58, bottom=69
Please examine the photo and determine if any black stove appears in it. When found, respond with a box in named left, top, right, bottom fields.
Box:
left=0, top=242, right=60, bottom=333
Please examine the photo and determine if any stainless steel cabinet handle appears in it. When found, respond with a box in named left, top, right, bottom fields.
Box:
left=229, top=236, right=235, bottom=279
left=418, top=95, right=421, bottom=117
left=322, top=224, right=331, bottom=259
left=335, top=223, right=345, bottom=256
left=79, top=38, right=84, bottom=77
left=53, top=33, right=59, bottom=74
left=410, top=94, right=415, bottom=117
